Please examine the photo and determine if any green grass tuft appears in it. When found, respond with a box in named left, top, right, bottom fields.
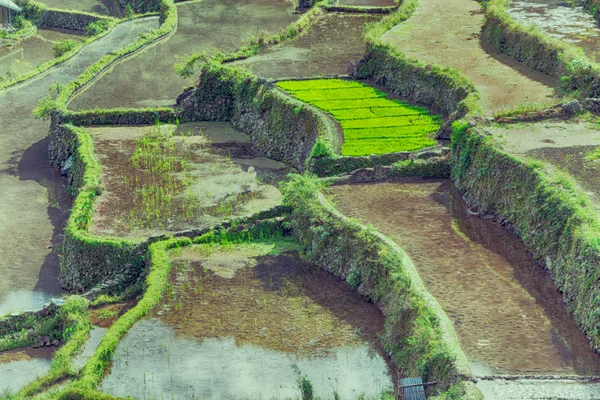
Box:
left=278, top=79, right=441, bottom=156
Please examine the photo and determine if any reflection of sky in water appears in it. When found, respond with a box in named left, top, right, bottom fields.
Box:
left=102, top=319, right=393, bottom=400
left=509, top=1, right=599, bottom=41
left=0, top=358, right=52, bottom=392
left=0, top=289, right=55, bottom=316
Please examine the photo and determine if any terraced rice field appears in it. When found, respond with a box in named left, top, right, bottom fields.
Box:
left=277, top=79, right=441, bottom=156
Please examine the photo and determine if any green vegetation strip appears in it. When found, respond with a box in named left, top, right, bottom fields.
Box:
left=278, top=79, right=441, bottom=156
left=0, top=0, right=119, bottom=92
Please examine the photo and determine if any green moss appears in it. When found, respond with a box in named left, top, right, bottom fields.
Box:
left=278, top=79, right=441, bottom=156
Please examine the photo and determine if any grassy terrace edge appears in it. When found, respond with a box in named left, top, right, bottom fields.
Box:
left=0, top=0, right=152, bottom=92
left=482, top=0, right=600, bottom=99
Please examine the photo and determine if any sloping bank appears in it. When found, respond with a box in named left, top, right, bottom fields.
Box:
left=451, top=121, right=600, bottom=353
left=483, top=0, right=600, bottom=98
left=43, top=0, right=179, bottom=292
left=281, top=175, right=481, bottom=399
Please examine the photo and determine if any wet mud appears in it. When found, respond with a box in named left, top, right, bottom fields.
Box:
left=68, top=0, right=299, bottom=110
left=86, top=123, right=286, bottom=239
left=327, top=181, right=600, bottom=376
left=0, top=29, right=82, bottom=78
left=0, top=17, right=159, bottom=315
left=232, top=13, right=379, bottom=79
left=508, top=0, right=600, bottom=62
left=381, top=0, right=557, bottom=115
left=490, top=120, right=600, bottom=206
left=0, top=347, right=54, bottom=393
left=72, top=326, right=108, bottom=370
left=101, top=243, right=393, bottom=399
left=40, top=0, right=123, bottom=16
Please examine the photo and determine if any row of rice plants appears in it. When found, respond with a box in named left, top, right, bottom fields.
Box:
left=277, top=79, right=442, bottom=156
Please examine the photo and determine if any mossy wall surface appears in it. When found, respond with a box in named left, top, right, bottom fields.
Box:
left=281, top=176, right=478, bottom=399
left=38, top=9, right=107, bottom=31
left=49, top=121, right=148, bottom=291
left=176, top=65, right=338, bottom=171
left=483, top=0, right=600, bottom=98
left=451, top=124, right=600, bottom=352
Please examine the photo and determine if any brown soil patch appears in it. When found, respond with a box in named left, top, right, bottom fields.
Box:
left=86, top=124, right=285, bottom=239
left=0, top=346, right=55, bottom=364
left=381, top=0, right=558, bottom=115
left=490, top=119, right=600, bottom=207
left=232, top=13, right=380, bottom=79
left=159, top=244, right=388, bottom=359
left=327, top=181, right=600, bottom=376
left=89, top=301, right=135, bottom=328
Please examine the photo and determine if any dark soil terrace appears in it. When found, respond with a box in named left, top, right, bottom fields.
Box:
left=381, top=0, right=558, bottom=115
left=0, top=28, right=82, bottom=78
left=67, top=0, right=299, bottom=110
left=0, top=17, right=159, bottom=316
left=232, top=12, right=380, bottom=79
left=339, top=0, right=396, bottom=5
left=40, top=0, right=123, bottom=16
left=489, top=119, right=600, bottom=207
left=327, top=180, right=600, bottom=377
left=86, top=123, right=286, bottom=239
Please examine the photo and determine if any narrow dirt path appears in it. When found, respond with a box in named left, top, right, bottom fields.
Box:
left=68, top=0, right=299, bottom=110
left=381, top=0, right=557, bottom=115
left=0, top=17, right=159, bottom=315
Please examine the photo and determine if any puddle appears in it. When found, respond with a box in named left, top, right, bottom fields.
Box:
left=232, top=13, right=380, bottom=79
left=101, top=243, right=393, bottom=399
left=327, top=181, right=600, bottom=376
left=73, top=326, right=108, bottom=370
left=40, top=0, right=123, bottom=16
left=68, top=0, right=300, bottom=110
left=0, top=17, right=159, bottom=315
left=0, top=347, right=54, bottom=393
left=0, top=29, right=82, bottom=78
left=508, top=0, right=600, bottom=62
left=381, top=0, right=557, bottom=115
left=86, top=123, right=287, bottom=238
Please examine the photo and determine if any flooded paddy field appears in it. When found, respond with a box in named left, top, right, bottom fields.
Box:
left=0, top=17, right=159, bottom=315
left=381, top=0, right=557, bottom=115
left=68, top=0, right=299, bottom=110
left=0, top=347, right=55, bottom=393
left=40, top=0, right=123, bottom=16
left=490, top=120, right=600, bottom=207
left=0, top=29, right=82, bottom=79
left=85, top=122, right=286, bottom=239
left=101, top=241, right=394, bottom=399
left=508, top=0, right=600, bottom=62
left=327, top=181, right=600, bottom=377
left=232, top=13, right=379, bottom=79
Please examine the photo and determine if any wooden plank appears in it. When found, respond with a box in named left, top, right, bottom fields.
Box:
left=400, top=377, right=426, bottom=400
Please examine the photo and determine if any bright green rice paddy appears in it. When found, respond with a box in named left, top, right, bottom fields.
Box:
left=277, top=79, right=442, bottom=156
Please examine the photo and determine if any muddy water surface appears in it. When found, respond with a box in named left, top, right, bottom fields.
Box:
left=232, top=13, right=379, bottom=78
left=68, top=0, right=299, bottom=110
left=327, top=181, right=600, bottom=376
left=0, top=347, right=54, bottom=392
left=508, top=0, right=600, bottom=62
left=0, top=17, right=159, bottom=315
left=40, top=0, right=123, bottom=16
left=101, top=243, right=393, bottom=399
left=381, top=0, right=557, bottom=114
left=0, top=29, right=82, bottom=78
